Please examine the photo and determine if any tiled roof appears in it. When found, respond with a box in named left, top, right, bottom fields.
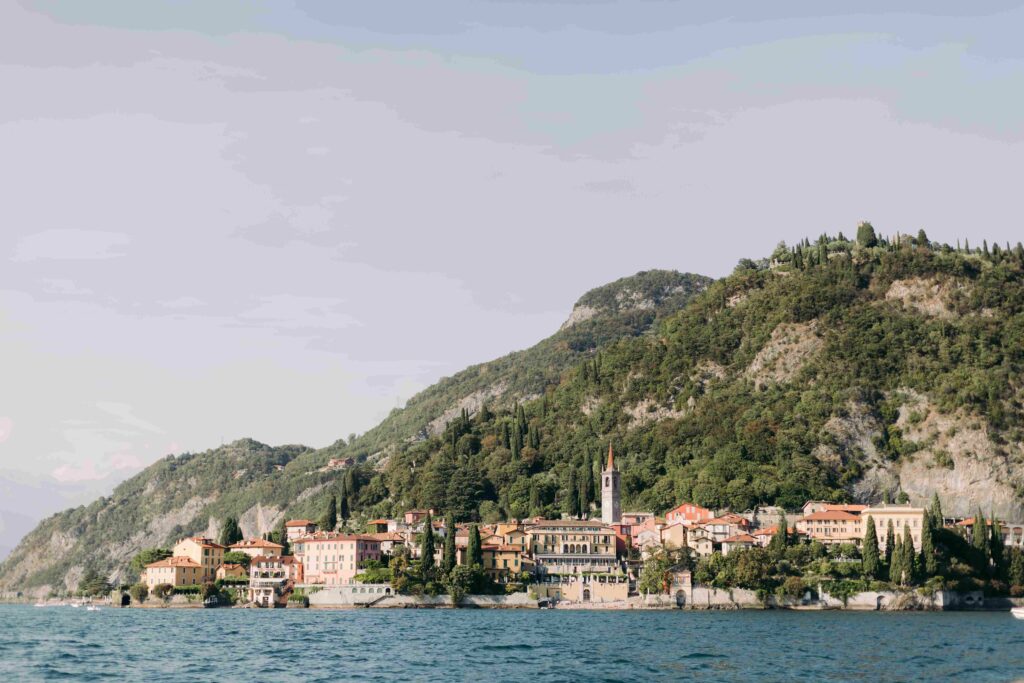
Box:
left=285, top=519, right=316, bottom=527
left=146, top=556, right=202, bottom=569
left=229, top=539, right=284, bottom=550
left=800, top=510, right=860, bottom=522
left=722, top=534, right=756, bottom=543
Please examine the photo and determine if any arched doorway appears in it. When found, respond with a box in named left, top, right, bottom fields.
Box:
left=582, top=589, right=591, bottom=602
left=675, top=590, right=686, bottom=608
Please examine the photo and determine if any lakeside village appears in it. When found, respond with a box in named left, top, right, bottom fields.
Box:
left=81, top=447, right=1024, bottom=610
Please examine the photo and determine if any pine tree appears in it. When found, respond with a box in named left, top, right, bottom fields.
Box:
left=920, top=511, right=938, bottom=577
left=929, top=493, right=943, bottom=526
left=468, top=524, right=483, bottom=567
left=441, top=513, right=456, bottom=576
left=321, top=495, right=338, bottom=533
left=219, top=517, right=243, bottom=546
left=972, top=508, right=987, bottom=551
left=862, top=515, right=880, bottom=578
left=420, top=513, right=436, bottom=576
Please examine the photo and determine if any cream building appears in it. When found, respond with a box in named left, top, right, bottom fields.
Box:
left=172, top=537, right=225, bottom=582
left=862, top=505, right=926, bottom=550
left=526, top=520, right=618, bottom=575
left=796, top=510, right=864, bottom=545
left=229, top=538, right=285, bottom=559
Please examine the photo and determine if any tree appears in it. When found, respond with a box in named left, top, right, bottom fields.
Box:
left=275, top=519, right=290, bottom=556
left=321, top=495, right=338, bottom=533
left=862, top=515, right=880, bottom=578
left=856, top=222, right=878, bottom=247
left=916, top=229, right=929, bottom=247
left=130, top=548, right=171, bottom=573
left=441, top=513, right=457, bottom=576
left=1009, top=549, right=1024, bottom=588
left=219, top=517, right=243, bottom=546
left=467, top=523, right=483, bottom=567
left=152, top=583, right=174, bottom=600
left=769, top=512, right=789, bottom=556
left=990, top=514, right=1005, bottom=575
left=339, top=494, right=351, bottom=525
left=566, top=468, right=580, bottom=517
left=78, top=567, right=111, bottom=597
left=929, top=493, right=943, bottom=526
left=129, top=583, right=148, bottom=604
left=889, top=536, right=906, bottom=586
left=420, top=513, right=436, bottom=577
left=223, top=550, right=252, bottom=569
left=901, top=524, right=916, bottom=585
left=972, top=508, right=987, bottom=552
left=884, top=519, right=895, bottom=565
left=920, top=512, right=938, bottom=577
left=639, top=548, right=672, bottom=596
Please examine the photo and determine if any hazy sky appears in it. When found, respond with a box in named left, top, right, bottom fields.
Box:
left=2, top=1, right=1023, bottom=553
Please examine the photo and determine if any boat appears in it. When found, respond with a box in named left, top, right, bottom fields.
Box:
left=203, top=595, right=220, bottom=609
left=86, top=606, right=101, bottom=612
left=33, top=602, right=47, bottom=608
left=1011, top=607, right=1024, bottom=620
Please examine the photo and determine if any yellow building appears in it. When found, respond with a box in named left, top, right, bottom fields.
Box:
left=216, top=563, right=248, bottom=581
left=172, top=537, right=226, bottom=582
left=862, top=505, right=926, bottom=550
left=228, top=538, right=284, bottom=559
left=796, top=510, right=863, bottom=545
left=143, top=556, right=202, bottom=590
left=481, top=544, right=524, bottom=581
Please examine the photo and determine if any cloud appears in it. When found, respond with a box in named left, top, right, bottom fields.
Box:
left=11, top=229, right=130, bottom=262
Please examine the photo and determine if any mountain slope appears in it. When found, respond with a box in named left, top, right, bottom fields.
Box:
left=0, top=270, right=710, bottom=594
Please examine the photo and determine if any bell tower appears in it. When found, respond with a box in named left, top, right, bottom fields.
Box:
left=601, top=443, right=621, bottom=524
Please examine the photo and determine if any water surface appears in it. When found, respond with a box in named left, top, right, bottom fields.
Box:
left=1, top=605, right=1022, bottom=682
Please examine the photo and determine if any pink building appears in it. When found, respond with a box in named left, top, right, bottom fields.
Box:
left=665, top=503, right=713, bottom=526
left=291, top=532, right=382, bottom=586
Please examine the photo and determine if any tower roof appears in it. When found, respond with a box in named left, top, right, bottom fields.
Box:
left=606, top=443, right=615, bottom=471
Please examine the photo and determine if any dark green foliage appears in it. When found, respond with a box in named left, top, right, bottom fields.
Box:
left=219, top=517, right=243, bottom=546
left=884, top=520, right=895, bottom=566
left=441, top=513, right=456, bottom=576
left=920, top=512, right=938, bottom=577
left=930, top=493, right=943, bottom=524
left=862, top=516, right=880, bottom=578
left=130, top=548, right=171, bottom=573
left=129, top=583, right=148, bottom=604
left=857, top=222, right=878, bottom=247
left=77, top=567, right=111, bottom=597
left=222, top=550, right=251, bottom=568
left=420, top=513, right=435, bottom=577
left=321, top=496, right=338, bottom=533
left=467, top=524, right=483, bottom=567
left=973, top=508, right=987, bottom=551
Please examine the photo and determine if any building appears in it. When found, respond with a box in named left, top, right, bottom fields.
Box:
left=862, top=505, right=926, bottom=551
left=366, top=519, right=391, bottom=533
left=292, top=532, right=382, bottom=586
left=366, top=532, right=407, bottom=556
left=699, top=515, right=751, bottom=543
left=955, top=518, right=1024, bottom=548
left=601, top=444, right=621, bottom=524
left=527, top=519, right=619, bottom=575
left=216, top=563, right=248, bottom=581
left=481, top=544, right=524, bottom=581
left=403, top=509, right=435, bottom=526
left=621, top=512, right=655, bottom=526
left=228, top=538, right=285, bottom=559
left=802, top=501, right=869, bottom=516
left=142, top=556, right=202, bottom=590
left=721, top=533, right=757, bottom=556
left=248, top=555, right=303, bottom=607
left=285, top=520, right=318, bottom=543
left=796, top=510, right=863, bottom=545
left=665, top=503, right=713, bottom=527
left=533, top=574, right=629, bottom=603
left=171, top=537, right=225, bottom=582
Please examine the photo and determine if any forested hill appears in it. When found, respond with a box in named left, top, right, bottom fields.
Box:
left=0, top=270, right=711, bottom=594
left=8, top=227, right=1024, bottom=597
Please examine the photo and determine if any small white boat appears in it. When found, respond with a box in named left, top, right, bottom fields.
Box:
left=1010, top=606, right=1024, bottom=620
left=33, top=602, right=47, bottom=608
left=86, top=606, right=101, bottom=612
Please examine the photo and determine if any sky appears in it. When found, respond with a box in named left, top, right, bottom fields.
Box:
left=1, top=1, right=1024, bottom=557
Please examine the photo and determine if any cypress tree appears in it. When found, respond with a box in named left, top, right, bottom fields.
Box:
left=339, top=493, right=350, bottom=523
left=1010, top=549, right=1024, bottom=588
left=890, top=536, right=905, bottom=586
left=501, top=422, right=511, bottom=449
left=441, top=513, right=457, bottom=576
left=420, top=513, right=436, bottom=576
left=862, top=515, right=880, bottom=578
left=321, top=495, right=338, bottom=533
left=219, top=517, right=243, bottom=546
left=770, top=512, right=788, bottom=555
left=920, top=512, right=938, bottom=577
left=929, top=493, right=943, bottom=526
left=528, top=484, right=540, bottom=516
left=902, top=524, right=916, bottom=585
left=990, top=514, right=1005, bottom=575
left=972, top=508, right=987, bottom=551
left=566, top=468, right=580, bottom=517
left=884, top=519, right=895, bottom=565
left=468, top=524, right=483, bottom=567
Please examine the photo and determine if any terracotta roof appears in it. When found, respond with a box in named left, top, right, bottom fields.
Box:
left=285, top=519, right=316, bottom=527
left=365, top=532, right=405, bottom=541
left=179, top=537, right=225, bottom=549
left=230, top=539, right=284, bottom=550
left=367, top=519, right=392, bottom=525
left=722, top=534, right=756, bottom=544
left=292, top=532, right=381, bottom=543
left=146, top=556, right=202, bottom=569
left=526, top=519, right=612, bottom=529
left=800, top=510, right=860, bottom=522
left=753, top=525, right=797, bottom=536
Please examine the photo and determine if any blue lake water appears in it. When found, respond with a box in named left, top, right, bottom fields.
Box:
left=1, top=605, right=1023, bottom=682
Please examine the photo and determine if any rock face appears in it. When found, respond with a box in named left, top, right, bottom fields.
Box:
left=885, top=277, right=967, bottom=319
left=744, top=320, right=823, bottom=389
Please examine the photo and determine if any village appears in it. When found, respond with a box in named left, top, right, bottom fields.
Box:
left=139, top=447, right=1024, bottom=609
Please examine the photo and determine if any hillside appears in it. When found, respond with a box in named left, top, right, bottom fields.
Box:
left=8, top=229, right=1024, bottom=597
left=0, top=270, right=710, bottom=594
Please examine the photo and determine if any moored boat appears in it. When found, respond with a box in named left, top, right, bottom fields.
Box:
left=1010, top=606, right=1024, bottom=620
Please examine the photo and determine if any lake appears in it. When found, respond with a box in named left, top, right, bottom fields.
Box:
left=1, top=605, right=1023, bottom=682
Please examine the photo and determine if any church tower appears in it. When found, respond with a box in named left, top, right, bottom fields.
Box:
left=601, top=443, right=621, bottom=524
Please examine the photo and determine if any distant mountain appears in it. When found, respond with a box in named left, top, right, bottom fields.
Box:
left=0, top=270, right=711, bottom=594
